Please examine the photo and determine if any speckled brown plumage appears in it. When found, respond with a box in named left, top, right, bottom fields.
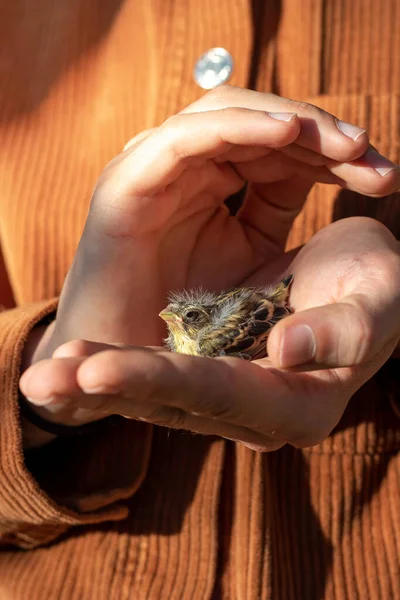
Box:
left=0, top=1, right=399, bottom=598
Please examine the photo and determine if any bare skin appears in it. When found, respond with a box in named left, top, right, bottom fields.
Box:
left=19, top=86, right=400, bottom=449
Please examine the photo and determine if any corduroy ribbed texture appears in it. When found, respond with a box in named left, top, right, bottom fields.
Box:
left=0, top=301, right=153, bottom=549
left=0, top=0, right=399, bottom=598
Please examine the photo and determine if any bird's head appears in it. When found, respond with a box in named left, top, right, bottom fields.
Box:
left=159, top=301, right=212, bottom=341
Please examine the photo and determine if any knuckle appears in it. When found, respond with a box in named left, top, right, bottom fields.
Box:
left=55, top=339, right=89, bottom=357
left=185, top=388, right=236, bottom=420
left=286, top=99, right=334, bottom=126
left=208, top=400, right=239, bottom=420
left=220, top=106, right=246, bottom=121
left=286, top=99, right=318, bottom=116
left=145, top=406, right=187, bottom=429
left=204, top=84, right=234, bottom=101
left=123, top=128, right=155, bottom=152
left=184, top=362, right=242, bottom=421
left=71, top=339, right=92, bottom=354
left=160, top=114, right=183, bottom=141
left=93, top=350, right=127, bottom=389
left=159, top=116, right=192, bottom=161
left=205, top=366, right=242, bottom=420
left=162, top=113, right=181, bottom=130
left=166, top=408, right=188, bottom=429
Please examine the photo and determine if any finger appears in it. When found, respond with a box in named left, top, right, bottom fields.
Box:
left=105, top=109, right=300, bottom=198
left=181, top=86, right=369, bottom=161
left=236, top=153, right=339, bottom=250
left=267, top=296, right=400, bottom=371
left=236, top=153, right=399, bottom=251
left=53, top=339, right=106, bottom=358
left=122, top=128, right=157, bottom=151
left=19, top=354, right=124, bottom=426
left=268, top=219, right=400, bottom=370
left=234, top=149, right=399, bottom=194
left=75, top=347, right=348, bottom=444
left=23, top=342, right=149, bottom=406
left=20, top=356, right=87, bottom=403
left=274, top=144, right=400, bottom=196
left=238, top=163, right=398, bottom=253
left=327, top=148, right=400, bottom=196
left=53, top=339, right=165, bottom=358
left=22, top=344, right=283, bottom=449
left=279, top=144, right=325, bottom=166
left=235, top=153, right=340, bottom=186
left=122, top=403, right=283, bottom=451
left=18, top=356, right=115, bottom=426
left=238, top=177, right=314, bottom=251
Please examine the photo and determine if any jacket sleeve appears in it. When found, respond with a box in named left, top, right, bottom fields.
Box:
left=0, top=300, right=152, bottom=550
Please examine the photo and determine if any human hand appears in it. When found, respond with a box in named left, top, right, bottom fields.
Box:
left=21, top=86, right=400, bottom=443
left=39, top=85, right=400, bottom=359
left=20, top=217, right=400, bottom=450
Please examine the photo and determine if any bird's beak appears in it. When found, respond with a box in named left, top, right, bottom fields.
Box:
left=159, top=310, right=181, bottom=323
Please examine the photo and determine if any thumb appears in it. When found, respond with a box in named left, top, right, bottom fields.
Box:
left=267, top=297, right=398, bottom=370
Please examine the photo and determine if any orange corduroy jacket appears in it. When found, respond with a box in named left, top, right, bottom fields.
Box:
left=0, top=1, right=399, bottom=598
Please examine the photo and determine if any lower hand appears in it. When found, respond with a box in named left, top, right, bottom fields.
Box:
left=20, top=217, right=400, bottom=450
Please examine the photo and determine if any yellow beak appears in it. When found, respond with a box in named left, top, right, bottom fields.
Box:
left=159, top=310, right=181, bottom=322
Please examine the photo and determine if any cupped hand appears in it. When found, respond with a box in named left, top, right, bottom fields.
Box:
left=44, top=86, right=399, bottom=354
left=21, top=217, right=400, bottom=450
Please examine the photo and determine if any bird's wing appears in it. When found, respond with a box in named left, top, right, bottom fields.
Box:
left=259, top=273, right=294, bottom=306
left=220, top=300, right=292, bottom=360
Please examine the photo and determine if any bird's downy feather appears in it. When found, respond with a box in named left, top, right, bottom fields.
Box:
left=161, top=274, right=294, bottom=360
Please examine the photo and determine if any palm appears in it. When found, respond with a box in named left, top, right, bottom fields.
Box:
left=56, top=142, right=310, bottom=350
left=155, top=163, right=265, bottom=292
left=220, top=217, right=398, bottom=446
left=250, top=216, right=396, bottom=381
left=111, top=151, right=309, bottom=295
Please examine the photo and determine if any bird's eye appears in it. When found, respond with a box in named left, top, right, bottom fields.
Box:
left=184, top=310, right=201, bottom=323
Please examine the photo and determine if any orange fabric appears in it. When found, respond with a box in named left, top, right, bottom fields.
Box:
left=0, top=246, right=14, bottom=308
left=0, top=0, right=399, bottom=598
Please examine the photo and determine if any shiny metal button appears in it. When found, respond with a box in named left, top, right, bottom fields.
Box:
left=194, top=48, right=234, bottom=89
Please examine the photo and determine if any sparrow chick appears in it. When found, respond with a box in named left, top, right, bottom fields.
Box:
left=159, top=274, right=294, bottom=360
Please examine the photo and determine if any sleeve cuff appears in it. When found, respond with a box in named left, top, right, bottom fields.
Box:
left=0, top=300, right=152, bottom=549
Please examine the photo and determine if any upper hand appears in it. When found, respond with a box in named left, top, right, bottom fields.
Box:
left=43, top=86, right=400, bottom=354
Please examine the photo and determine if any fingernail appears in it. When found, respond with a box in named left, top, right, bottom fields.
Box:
left=279, top=325, right=316, bottom=368
left=26, top=395, right=55, bottom=406
left=267, top=112, right=297, bottom=122
left=20, top=363, right=39, bottom=387
left=80, top=385, right=115, bottom=395
left=364, top=147, right=398, bottom=177
left=335, top=119, right=366, bottom=141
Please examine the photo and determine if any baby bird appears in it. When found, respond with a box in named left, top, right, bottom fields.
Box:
left=159, top=274, right=294, bottom=361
